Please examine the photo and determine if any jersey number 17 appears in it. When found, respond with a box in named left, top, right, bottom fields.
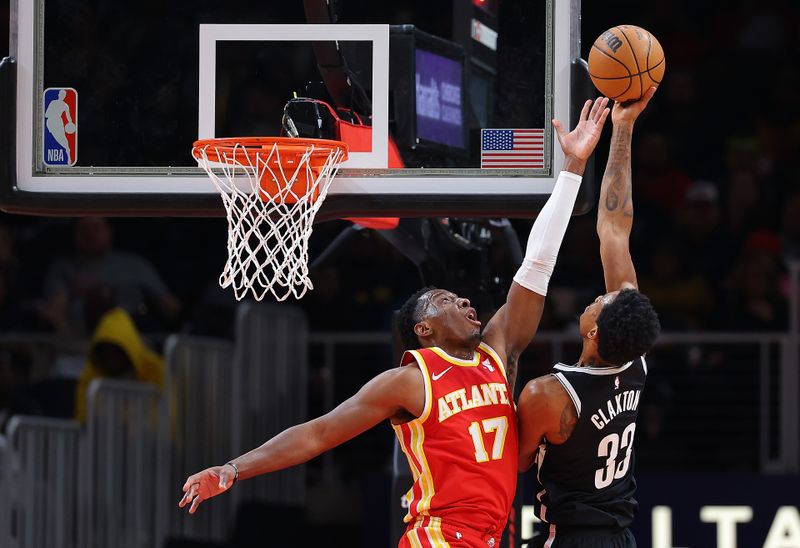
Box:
left=468, top=416, right=509, bottom=463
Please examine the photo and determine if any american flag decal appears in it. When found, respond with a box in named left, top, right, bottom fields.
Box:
left=480, top=128, right=545, bottom=169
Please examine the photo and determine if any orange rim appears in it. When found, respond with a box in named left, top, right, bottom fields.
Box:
left=193, top=137, right=349, bottom=204
left=192, top=137, right=349, bottom=165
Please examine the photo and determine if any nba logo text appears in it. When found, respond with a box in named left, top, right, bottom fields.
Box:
left=43, top=87, right=78, bottom=166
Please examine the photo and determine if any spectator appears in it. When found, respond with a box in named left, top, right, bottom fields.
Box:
left=656, top=70, right=717, bottom=175
left=639, top=240, right=714, bottom=330
left=719, top=230, right=788, bottom=331
left=0, top=224, right=40, bottom=331
left=673, top=180, right=736, bottom=281
left=38, top=217, right=181, bottom=336
left=0, top=224, right=18, bottom=275
left=632, top=130, right=693, bottom=219
left=0, top=226, right=23, bottom=330
left=74, top=298, right=165, bottom=422
left=0, top=270, right=22, bottom=331
left=722, top=169, right=766, bottom=244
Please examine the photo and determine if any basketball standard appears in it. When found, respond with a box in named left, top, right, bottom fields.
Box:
left=1, top=0, right=594, bottom=220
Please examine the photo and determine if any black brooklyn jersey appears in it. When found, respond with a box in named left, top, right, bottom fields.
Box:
left=533, top=357, right=647, bottom=529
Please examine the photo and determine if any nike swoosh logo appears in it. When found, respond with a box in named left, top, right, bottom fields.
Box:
left=431, top=366, right=454, bottom=381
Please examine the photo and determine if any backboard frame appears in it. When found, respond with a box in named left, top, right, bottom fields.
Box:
left=2, top=0, right=594, bottom=219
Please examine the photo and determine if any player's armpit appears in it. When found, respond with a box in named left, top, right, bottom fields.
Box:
left=516, top=375, right=576, bottom=472
left=482, top=282, right=546, bottom=393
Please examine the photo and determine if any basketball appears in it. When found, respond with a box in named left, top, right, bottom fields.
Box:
left=588, top=25, right=665, bottom=102
left=64, top=122, right=76, bottom=134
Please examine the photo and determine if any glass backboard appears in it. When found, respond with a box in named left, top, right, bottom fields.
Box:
left=2, top=0, right=593, bottom=219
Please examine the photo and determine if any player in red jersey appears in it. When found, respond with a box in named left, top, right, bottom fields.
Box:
left=391, top=340, right=516, bottom=547
left=179, top=97, right=610, bottom=546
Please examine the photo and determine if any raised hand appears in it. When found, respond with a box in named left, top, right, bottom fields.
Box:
left=612, top=86, right=657, bottom=126
left=552, top=97, right=610, bottom=163
left=178, top=465, right=236, bottom=514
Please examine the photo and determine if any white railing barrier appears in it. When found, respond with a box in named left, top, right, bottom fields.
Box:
left=232, top=303, right=308, bottom=507
left=309, top=330, right=795, bottom=473
left=1, top=416, right=81, bottom=548
left=0, top=433, right=7, bottom=544
left=83, top=380, right=165, bottom=548
left=786, top=261, right=800, bottom=473
left=0, top=312, right=797, bottom=548
left=163, top=335, right=237, bottom=542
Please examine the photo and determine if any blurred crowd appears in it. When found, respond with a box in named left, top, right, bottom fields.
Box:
left=1, top=0, right=799, bottom=477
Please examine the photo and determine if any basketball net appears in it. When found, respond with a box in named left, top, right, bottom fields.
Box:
left=193, top=138, right=348, bottom=301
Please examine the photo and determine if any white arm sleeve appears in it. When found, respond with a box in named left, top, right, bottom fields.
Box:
left=513, top=170, right=583, bottom=296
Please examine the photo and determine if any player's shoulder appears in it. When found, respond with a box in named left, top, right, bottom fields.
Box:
left=368, top=364, right=425, bottom=402
left=402, top=346, right=434, bottom=363
left=519, top=374, right=568, bottom=406
left=517, top=374, right=575, bottom=438
left=393, top=359, right=424, bottom=379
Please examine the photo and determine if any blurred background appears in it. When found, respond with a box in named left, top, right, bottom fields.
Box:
left=1, top=1, right=799, bottom=547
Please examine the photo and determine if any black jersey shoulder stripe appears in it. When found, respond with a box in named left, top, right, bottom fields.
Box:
left=553, top=361, right=634, bottom=376
left=552, top=372, right=582, bottom=417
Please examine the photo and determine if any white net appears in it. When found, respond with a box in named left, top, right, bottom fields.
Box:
left=193, top=139, right=347, bottom=301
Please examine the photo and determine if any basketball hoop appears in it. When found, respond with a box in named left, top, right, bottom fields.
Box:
left=192, top=137, right=348, bottom=301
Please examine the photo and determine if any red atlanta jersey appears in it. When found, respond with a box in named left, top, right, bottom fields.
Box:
left=393, top=342, right=518, bottom=541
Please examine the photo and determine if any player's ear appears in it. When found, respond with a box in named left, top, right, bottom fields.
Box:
left=414, top=320, right=433, bottom=339
left=587, top=325, right=599, bottom=341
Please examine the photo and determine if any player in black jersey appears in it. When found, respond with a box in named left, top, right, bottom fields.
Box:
left=516, top=87, right=661, bottom=548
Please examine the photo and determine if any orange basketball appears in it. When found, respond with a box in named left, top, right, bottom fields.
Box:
left=588, top=25, right=665, bottom=102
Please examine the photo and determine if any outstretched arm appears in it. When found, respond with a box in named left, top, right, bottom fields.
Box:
left=482, top=98, right=610, bottom=392
left=597, top=87, right=656, bottom=292
left=179, top=366, right=423, bottom=514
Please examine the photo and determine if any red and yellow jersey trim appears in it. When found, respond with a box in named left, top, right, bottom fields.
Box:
left=404, top=516, right=452, bottom=548
left=393, top=420, right=437, bottom=522
left=478, top=341, right=508, bottom=382
left=428, top=346, right=481, bottom=367
left=405, top=349, right=434, bottom=423
left=394, top=350, right=438, bottom=522
left=394, top=344, right=512, bottom=532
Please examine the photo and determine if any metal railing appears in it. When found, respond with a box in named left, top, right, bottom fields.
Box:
left=0, top=433, right=7, bottom=544
left=0, top=293, right=797, bottom=548
left=1, top=416, right=81, bottom=548
left=232, top=303, right=308, bottom=507
left=309, top=331, right=392, bottom=482
left=309, top=329, right=796, bottom=473
left=0, top=314, right=308, bottom=548
left=787, top=261, right=800, bottom=472
left=163, top=334, right=237, bottom=542
left=83, top=380, right=165, bottom=548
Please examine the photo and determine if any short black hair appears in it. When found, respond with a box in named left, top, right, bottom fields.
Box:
left=596, top=289, right=660, bottom=364
left=397, top=286, right=437, bottom=351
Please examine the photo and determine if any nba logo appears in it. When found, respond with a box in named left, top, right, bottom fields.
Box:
left=43, top=87, right=78, bottom=166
